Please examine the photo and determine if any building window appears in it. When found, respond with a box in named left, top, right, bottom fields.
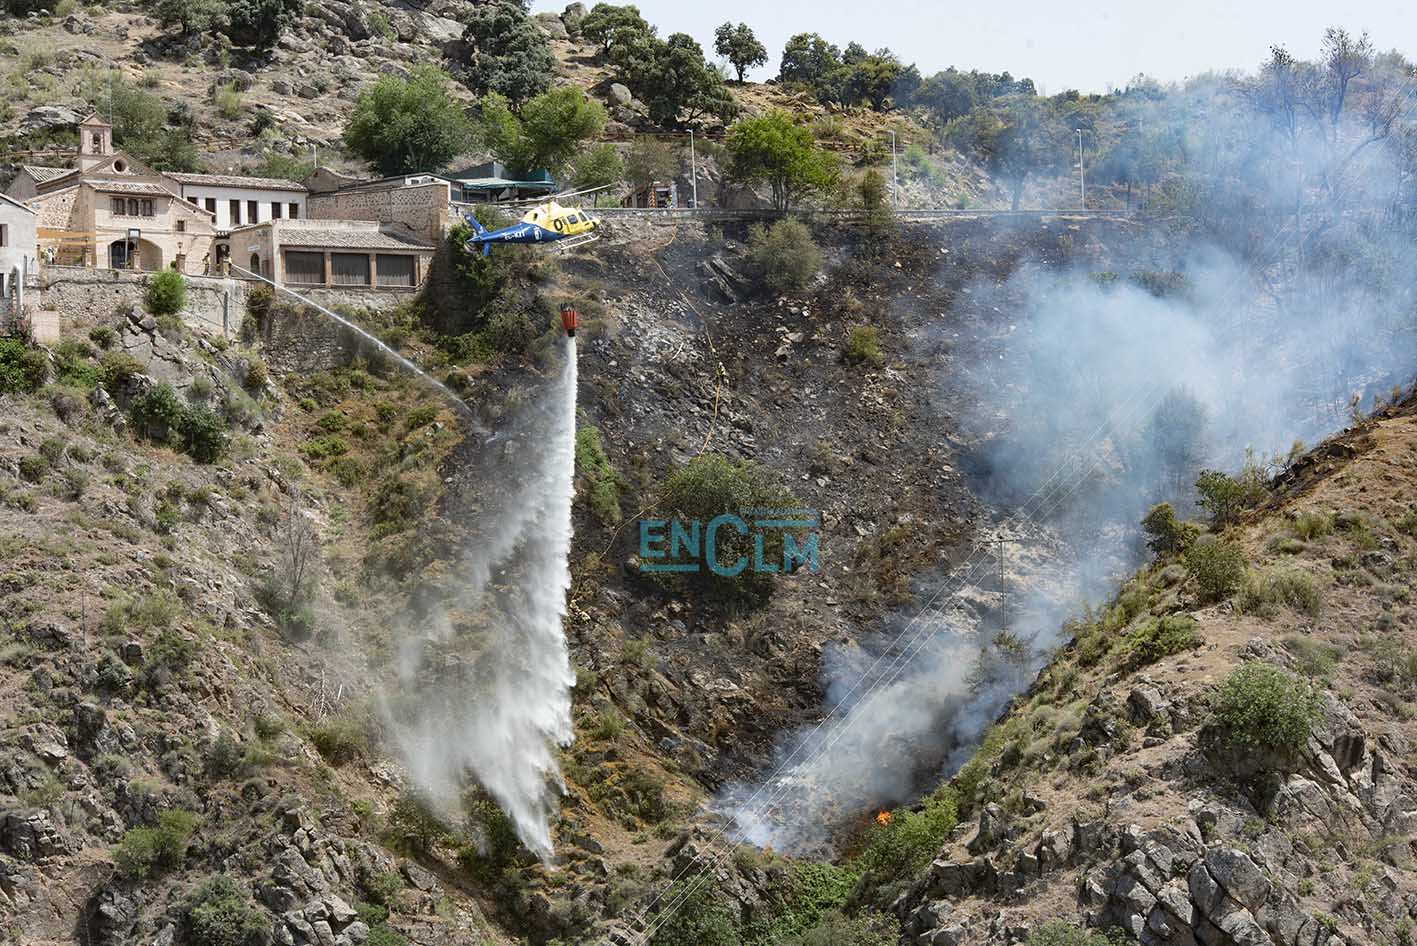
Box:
left=248, top=200, right=258, bottom=222
left=176, top=220, right=186, bottom=233
left=289, top=202, right=299, bottom=219
left=271, top=202, right=282, bottom=219
left=91, top=132, right=102, bottom=152
left=128, top=199, right=140, bottom=216
left=230, top=199, right=242, bottom=226
left=0, top=224, right=7, bottom=247
left=112, top=197, right=125, bottom=215
left=205, top=197, right=216, bottom=214
left=330, top=253, right=370, bottom=286
left=140, top=199, right=153, bottom=217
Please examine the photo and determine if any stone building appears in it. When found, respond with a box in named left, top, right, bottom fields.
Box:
left=11, top=113, right=219, bottom=273
left=229, top=218, right=434, bottom=290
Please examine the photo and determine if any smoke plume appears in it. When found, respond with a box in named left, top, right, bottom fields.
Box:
left=725, top=51, right=1417, bottom=851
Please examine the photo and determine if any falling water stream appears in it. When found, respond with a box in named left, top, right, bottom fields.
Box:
left=388, top=337, right=580, bottom=859
left=249, top=270, right=580, bottom=856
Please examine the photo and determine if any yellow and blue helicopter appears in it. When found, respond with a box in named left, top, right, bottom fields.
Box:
left=462, top=200, right=602, bottom=256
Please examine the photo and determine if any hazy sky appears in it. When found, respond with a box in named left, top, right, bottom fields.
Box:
left=532, top=0, right=1413, bottom=93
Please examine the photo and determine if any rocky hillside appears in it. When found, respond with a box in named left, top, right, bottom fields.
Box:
left=0, top=209, right=1174, bottom=946
left=0, top=1, right=991, bottom=205
left=887, top=395, right=1417, bottom=946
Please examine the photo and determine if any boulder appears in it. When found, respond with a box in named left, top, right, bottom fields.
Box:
left=561, top=2, right=587, bottom=33
left=20, top=105, right=82, bottom=133
left=411, top=11, right=462, bottom=43
left=609, top=82, right=634, bottom=107
left=534, top=11, right=569, bottom=39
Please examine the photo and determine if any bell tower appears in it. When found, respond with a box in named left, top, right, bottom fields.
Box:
left=77, top=112, right=114, bottom=171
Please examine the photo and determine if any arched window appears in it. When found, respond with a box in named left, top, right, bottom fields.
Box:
left=250, top=253, right=260, bottom=275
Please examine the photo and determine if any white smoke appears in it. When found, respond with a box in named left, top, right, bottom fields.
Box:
left=386, top=339, right=579, bottom=859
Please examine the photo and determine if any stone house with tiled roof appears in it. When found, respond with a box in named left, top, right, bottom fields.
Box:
left=4, top=112, right=439, bottom=290
left=9, top=113, right=219, bottom=272
left=230, top=218, right=434, bottom=289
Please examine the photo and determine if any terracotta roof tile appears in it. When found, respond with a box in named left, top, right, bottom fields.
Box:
left=167, top=172, right=307, bottom=192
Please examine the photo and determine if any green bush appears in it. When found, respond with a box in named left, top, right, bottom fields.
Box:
left=484, top=309, right=538, bottom=355
left=648, top=882, right=739, bottom=946
left=1124, top=614, right=1200, bottom=667
left=1141, top=502, right=1200, bottom=555
left=18, top=455, right=49, bottom=483
left=145, top=270, right=188, bottom=316
left=1293, top=510, right=1335, bottom=541
left=1236, top=569, right=1322, bottom=618
left=0, top=339, right=49, bottom=393
left=53, top=339, right=100, bottom=388
left=89, top=326, right=117, bottom=349
left=143, top=628, right=196, bottom=688
left=302, top=435, right=350, bottom=460
left=656, top=453, right=803, bottom=607
left=385, top=791, right=449, bottom=856
left=1211, top=661, right=1319, bottom=756
left=855, top=790, right=958, bottom=885
left=782, top=910, right=896, bottom=946
left=747, top=219, right=822, bottom=294
left=842, top=325, right=883, bottom=367
left=370, top=474, right=430, bottom=529
left=575, top=423, right=622, bottom=525
left=115, top=809, right=199, bottom=879
left=1183, top=540, right=1247, bottom=603
left=180, top=404, right=229, bottom=463
left=404, top=404, right=438, bottom=431
left=245, top=357, right=268, bottom=391
left=184, top=875, right=269, bottom=946
left=1026, top=923, right=1130, bottom=946
left=1196, top=467, right=1265, bottom=527
left=98, top=350, right=144, bottom=389
left=457, top=797, right=523, bottom=884
left=131, top=383, right=186, bottom=440
left=310, top=716, right=371, bottom=766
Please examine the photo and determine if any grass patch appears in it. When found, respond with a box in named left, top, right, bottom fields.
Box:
left=1236, top=568, right=1322, bottom=618
left=1123, top=614, right=1200, bottom=667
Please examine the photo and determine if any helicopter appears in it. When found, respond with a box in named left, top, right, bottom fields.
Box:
left=462, top=201, right=602, bottom=256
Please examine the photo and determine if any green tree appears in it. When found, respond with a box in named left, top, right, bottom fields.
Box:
left=155, top=0, right=224, bottom=37
left=478, top=86, right=606, bottom=177
left=641, top=33, right=736, bottom=128
left=224, top=0, right=302, bottom=50
left=458, top=0, right=555, bottom=106
left=843, top=50, right=904, bottom=109
left=571, top=142, right=625, bottom=189
left=778, top=32, right=841, bottom=89
left=88, top=75, right=203, bottom=172
left=626, top=138, right=679, bottom=189
left=580, top=3, right=655, bottom=55
left=714, top=22, right=767, bottom=83
left=726, top=110, right=841, bottom=211
left=946, top=96, right=1068, bottom=209
left=344, top=66, right=475, bottom=176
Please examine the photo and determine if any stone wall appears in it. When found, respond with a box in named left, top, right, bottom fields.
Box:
left=253, top=301, right=386, bottom=375
left=36, top=266, right=249, bottom=337
left=306, top=181, right=450, bottom=243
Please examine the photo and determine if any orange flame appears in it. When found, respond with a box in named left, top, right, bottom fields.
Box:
left=875, top=810, right=892, bottom=826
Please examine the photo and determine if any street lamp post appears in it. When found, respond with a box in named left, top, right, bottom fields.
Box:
left=1076, top=129, right=1085, bottom=208
left=890, top=130, right=899, bottom=208
left=689, top=128, right=698, bottom=209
